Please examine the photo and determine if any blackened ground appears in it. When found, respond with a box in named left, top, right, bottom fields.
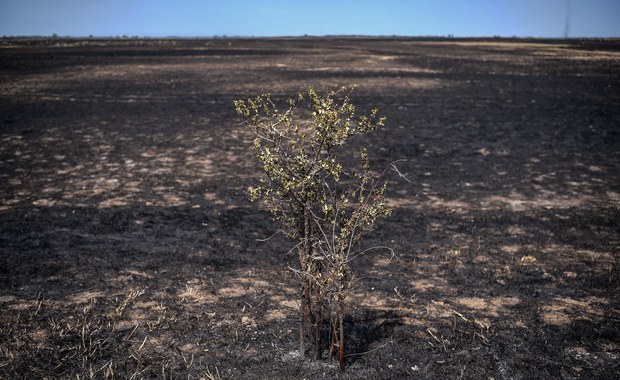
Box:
left=1, top=37, right=619, bottom=379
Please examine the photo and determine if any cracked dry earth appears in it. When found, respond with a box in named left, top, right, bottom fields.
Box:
left=1, top=37, right=619, bottom=379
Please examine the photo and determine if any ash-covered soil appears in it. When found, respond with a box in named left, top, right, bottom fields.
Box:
left=1, top=37, right=619, bottom=379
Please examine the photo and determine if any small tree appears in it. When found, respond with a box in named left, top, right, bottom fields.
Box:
left=235, top=87, right=393, bottom=368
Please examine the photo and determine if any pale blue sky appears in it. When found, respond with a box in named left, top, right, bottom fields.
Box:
left=1, top=0, right=619, bottom=38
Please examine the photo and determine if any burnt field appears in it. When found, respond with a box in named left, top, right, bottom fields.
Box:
left=0, top=37, right=619, bottom=379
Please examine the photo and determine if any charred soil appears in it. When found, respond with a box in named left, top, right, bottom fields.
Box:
left=1, top=37, right=619, bottom=379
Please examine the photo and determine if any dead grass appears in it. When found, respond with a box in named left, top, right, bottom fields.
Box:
left=0, top=289, right=216, bottom=379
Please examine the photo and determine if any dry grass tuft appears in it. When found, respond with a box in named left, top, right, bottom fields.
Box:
left=0, top=289, right=209, bottom=379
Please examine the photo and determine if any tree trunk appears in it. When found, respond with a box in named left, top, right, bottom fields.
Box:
left=299, top=289, right=305, bottom=358
left=298, top=202, right=313, bottom=359
left=298, top=202, right=327, bottom=360
left=338, top=312, right=345, bottom=369
left=314, top=292, right=323, bottom=360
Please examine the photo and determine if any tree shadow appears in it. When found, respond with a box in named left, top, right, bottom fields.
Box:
left=343, top=310, right=408, bottom=366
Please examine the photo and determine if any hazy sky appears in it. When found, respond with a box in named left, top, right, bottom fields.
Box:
left=1, top=0, right=619, bottom=38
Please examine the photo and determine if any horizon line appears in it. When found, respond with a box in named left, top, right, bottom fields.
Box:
left=3, top=34, right=620, bottom=40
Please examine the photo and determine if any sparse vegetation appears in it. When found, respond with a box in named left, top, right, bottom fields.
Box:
left=235, top=87, right=396, bottom=367
left=3, top=291, right=147, bottom=378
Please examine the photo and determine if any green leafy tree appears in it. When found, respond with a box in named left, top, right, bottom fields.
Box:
left=235, top=87, right=394, bottom=368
